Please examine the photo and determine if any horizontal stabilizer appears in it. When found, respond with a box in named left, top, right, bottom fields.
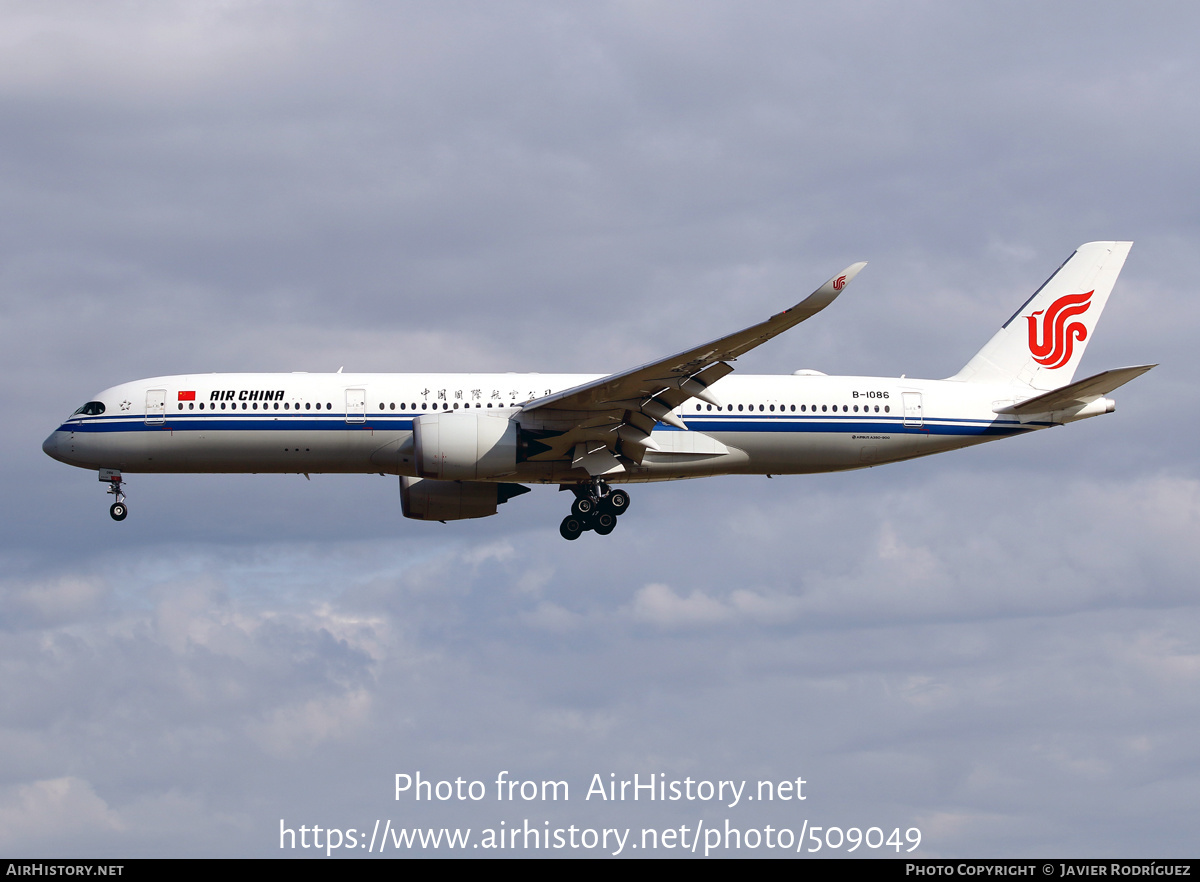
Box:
left=994, top=364, right=1156, bottom=415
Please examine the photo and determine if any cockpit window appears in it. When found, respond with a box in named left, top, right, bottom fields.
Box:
left=72, top=401, right=106, bottom=416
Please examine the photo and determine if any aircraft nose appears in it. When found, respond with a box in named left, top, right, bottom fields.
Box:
left=42, top=431, right=62, bottom=461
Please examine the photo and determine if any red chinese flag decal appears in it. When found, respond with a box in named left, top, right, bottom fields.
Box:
left=178, top=391, right=196, bottom=401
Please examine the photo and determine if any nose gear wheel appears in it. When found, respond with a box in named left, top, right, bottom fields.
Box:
left=102, top=470, right=128, bottom=521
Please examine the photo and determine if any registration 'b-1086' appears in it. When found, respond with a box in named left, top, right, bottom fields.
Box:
left=43, top=242, right=1154, bottom=540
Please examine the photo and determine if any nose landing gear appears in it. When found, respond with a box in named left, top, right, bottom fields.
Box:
left=558, top=480, right=631, bottom=540
left=101, top=469, right=128, bottom=521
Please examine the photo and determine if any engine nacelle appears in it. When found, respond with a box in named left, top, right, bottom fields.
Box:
left=412, top=412, right=519, bottom=481
left=399, top=476, right=530, bottom=521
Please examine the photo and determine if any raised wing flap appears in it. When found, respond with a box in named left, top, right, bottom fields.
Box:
left=994, top=364, right=1156, bottom=415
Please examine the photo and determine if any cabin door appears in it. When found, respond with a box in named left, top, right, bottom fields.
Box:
left=145, top=389, right=166, bottom=425
left=345, top=388, right=367, bottom=424
left=902, top=392, right=923, bottom=428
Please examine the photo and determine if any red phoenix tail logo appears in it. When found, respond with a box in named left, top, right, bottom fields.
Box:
left=832, top=275, right=847, bottom=291
left=1026, top=290, right=1093, bottom=369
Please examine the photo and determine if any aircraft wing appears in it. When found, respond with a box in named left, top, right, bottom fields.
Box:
left=518, top=262, right=867, bottom=471
left=993, top=364, right=1156, bottom=415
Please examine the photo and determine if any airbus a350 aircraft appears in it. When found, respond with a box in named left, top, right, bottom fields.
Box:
left=44, top=241, right=1153, bottom=540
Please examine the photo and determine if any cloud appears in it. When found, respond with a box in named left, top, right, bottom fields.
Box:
left=631, top=583, right=733, bottom=626
left=247, top=688, right=373, bottom=759
left=0, top=574, right=109, bottom=629
left=0, top=1, right=324, bottom=100
left=0, top=777, right=123, bottom=852
left=629, top=582, right=803, bottom=627
left=519, top=602, right=584, bottom=633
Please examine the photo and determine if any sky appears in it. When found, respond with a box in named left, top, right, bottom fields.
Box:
left=2, top=0, right=1198, bottom=858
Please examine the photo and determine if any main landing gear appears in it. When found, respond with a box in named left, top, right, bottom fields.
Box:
left=559, top=480, right=631, bottom=541
left=101, top=469, right=128, bottom=521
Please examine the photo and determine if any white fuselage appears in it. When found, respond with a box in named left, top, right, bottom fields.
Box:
left=39, top=243, right=1142, bottom=537
left=42, top=371, right=1047, bottom=484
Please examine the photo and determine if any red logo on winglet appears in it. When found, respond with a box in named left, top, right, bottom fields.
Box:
left=1026, top=291, right=1093, bottom=370
left=832, top=275, right=847, bottom=291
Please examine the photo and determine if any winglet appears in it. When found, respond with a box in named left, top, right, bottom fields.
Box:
left=773, top=262, right=868, bottom=322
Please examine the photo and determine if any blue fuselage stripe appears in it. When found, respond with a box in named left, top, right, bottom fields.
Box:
left=56, top=413, right=1033, bottom=437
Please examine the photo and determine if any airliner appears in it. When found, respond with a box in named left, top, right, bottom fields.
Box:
left=43, top=241, right=1153, bottom=540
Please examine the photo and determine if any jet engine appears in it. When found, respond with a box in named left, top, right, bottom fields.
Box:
left=412, top=412, right=519, bottom=481
left=399, top=476, right=530, bottom=521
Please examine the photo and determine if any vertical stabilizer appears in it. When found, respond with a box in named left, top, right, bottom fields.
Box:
left=951, top=241, right=1132, bottom=389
